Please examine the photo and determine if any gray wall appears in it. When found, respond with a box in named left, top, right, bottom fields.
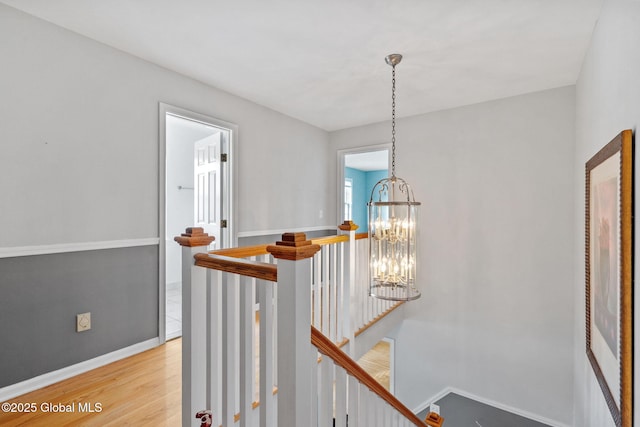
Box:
left=330, top=86, right=576, bottom=425
left=0, top=4, right=331, bottom=387
left=573, top=0, right=640, bottom=426
left=0, top=3, right=332, bottom=248
left=8, top=5, right=637, bottom=425
left=0, top=246, right=158, bottom=387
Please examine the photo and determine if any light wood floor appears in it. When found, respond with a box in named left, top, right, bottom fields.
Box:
left=357, top=340, right=391, bottom=391
left=1, top=337, right=390, bottom=426
left=0, top=339, right=182, bottom=427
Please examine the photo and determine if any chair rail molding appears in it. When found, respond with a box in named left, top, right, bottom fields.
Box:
left=0, top=238, right=160, bottom=258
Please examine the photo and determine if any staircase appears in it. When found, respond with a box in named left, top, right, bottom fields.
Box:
left=175, top=221, right=436, bottom=427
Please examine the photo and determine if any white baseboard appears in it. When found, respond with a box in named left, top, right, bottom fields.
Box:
left=0, top=338, right=160, bottom=402
left=413, top=386, right=453, bottom=414
left=413, top=386, right=571, bottom=427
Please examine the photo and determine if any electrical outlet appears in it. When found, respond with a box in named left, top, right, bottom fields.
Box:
left=76, top=312, right=91, bottom=332
left=430, top=403, right=440, bottom=415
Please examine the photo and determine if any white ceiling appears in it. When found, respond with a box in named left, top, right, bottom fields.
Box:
left=345, top=150, right=389, bottom=172
left=2, top=0, right=603, bottom=131
left=166, top=114, right=219, bottom=143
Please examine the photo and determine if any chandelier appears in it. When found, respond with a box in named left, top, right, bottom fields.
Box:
left=368, top=54, right=421, bottom=301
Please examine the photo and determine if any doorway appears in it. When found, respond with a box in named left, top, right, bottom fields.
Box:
left=338, top=145, right=390, bottom=227
left=159, top=103, right=236, bottom=341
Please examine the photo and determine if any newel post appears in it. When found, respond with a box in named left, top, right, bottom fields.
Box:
left=175, top=227, right=215, bottom=427
left=267, top=233, right=320, bottom=427
left=338, top=221, right=358, bottom=351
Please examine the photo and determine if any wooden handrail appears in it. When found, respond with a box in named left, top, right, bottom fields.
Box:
left=208, top=234, right=351, bottom=259
left=194, top=253, right=277, bottom=282
left=209, top=244, right=270, bottom=258
left=310, top=234, right=349, bottom=246
left=310, top=326, right=428, bottom=427
left=355, top=232, right=368, bottom=240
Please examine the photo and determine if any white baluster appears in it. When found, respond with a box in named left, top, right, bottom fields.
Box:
left=369, top=393, right=377, bottom=427
left=272, top=280, right=278, bottom=405
left=386, top=401, right=393, bottom=427
left=208, top=269, right=223, bottom=424
left=372, top=284, right=378, bottom=318
left=334, top=366, right=347, bottom=427
left=310, top=349, right=319, bottom=427
left=373, top=396, right=382, bottom=427
left=222, top=273, right=239, bottom=426
left=314, top=251, right=321, bottom=330
left=338, top=222, right=356, bottom=351
left=374, top=394, right=383, bottom=427
left=239, top=276, right=255, bottom=427
left=388, top=404, right=396, bottom=426
left=377, top=399, right=385, bottom=427
left=318, top=356, right=333, bottom=427
left=353, top=239, right=361, bottom=332
left=348, top=376, right=359, bottom=427
left=322, top=245, right=330, bottom=336
left=359, top=238, right=368, bottom=329
left=391, top=409, right=399, bottom=426
left=336, top=241, right=344, bottom=343
left=360, top=385, right=370, bottom=426
left=367, top=290, right=373, bottom=328
left=358, top=237, right=368, bottom=329
left=330, top=243, right=337, bottom=342
left=257, top=280, right=274, bottom=427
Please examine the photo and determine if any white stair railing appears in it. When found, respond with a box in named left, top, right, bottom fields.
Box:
left=175, top=224, right=415, bottom=427
left=176, top=229, right=319, bottom=427
left=309, top=222, right=356, bottom=347
left=311, top=327, right=432, bottom=427
left=350, top=230, right=403, bottom=336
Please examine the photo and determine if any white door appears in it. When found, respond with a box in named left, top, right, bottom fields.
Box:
left=194, top=133, right=221, bottom=250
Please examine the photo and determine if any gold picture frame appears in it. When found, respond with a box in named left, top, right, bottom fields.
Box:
left=585, top=129, right=633, bottom=427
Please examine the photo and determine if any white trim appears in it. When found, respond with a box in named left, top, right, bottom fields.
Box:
left=382, top=337, right=395, bottom=395
left=0, top=338, right=160, bottom=402
left=159, top=102, right=238, bottom=250
left=0, top=238, right=160, bottom=259
left=336, top=143, right=391, bottom=225
left=159, top=102, right=238, bottom=343
left=158, top=103, right=169, bottom=345
left=413, top=386, right=571, bottom=427
left=237, top=225, right=334, bottom=238
left=412, top=386, right=452, bottom=414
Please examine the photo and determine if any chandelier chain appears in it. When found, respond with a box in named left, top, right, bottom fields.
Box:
left=391, top=64, right=396, bottom=178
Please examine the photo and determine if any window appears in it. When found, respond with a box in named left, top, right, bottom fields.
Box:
left=344, top=178, right=353, bottom=220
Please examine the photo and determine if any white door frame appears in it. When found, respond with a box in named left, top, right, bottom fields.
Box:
left=336, top=143, right=391, bottom=226
left=158, top=102, right=237, bottom=343
left=383, top=337, right=396, bottom=394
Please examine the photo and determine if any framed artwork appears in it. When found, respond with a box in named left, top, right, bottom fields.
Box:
left=585, top=129, right=633, bottom=427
